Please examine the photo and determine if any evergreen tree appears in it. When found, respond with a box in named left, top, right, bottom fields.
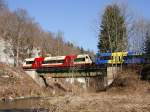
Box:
left=98, top=4, right=126, bottom=53
left=145, top=32, right=150, bottom=55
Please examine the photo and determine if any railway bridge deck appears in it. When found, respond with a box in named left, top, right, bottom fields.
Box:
left=25, top=64, right=119, bottom=91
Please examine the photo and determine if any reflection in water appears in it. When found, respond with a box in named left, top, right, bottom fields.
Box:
left=0, top=97, right=50, bottom=110
left=0, top=108, right=49, bottom=112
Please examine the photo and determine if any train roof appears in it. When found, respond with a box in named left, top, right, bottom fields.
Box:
left=96, top=52, right=143, bottom=56
left=25, top=58, right=35, bottom=61
left=112, top=52, right=128, bottom=56
left=77, top=54, right=90, bottom=57
left=44, top=56, right=66, bottom=60
left=128, top=51, right=142, bottom=55
left=44, top=54, right=90, bottom=61
left=96, top=52, right=112, bottom=56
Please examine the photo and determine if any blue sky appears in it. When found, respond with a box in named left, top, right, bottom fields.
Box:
left=7, top=0, right=150, bottom=53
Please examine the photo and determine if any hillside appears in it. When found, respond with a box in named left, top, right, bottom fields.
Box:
left=0, top=1, right=92, bottom=66
left=0, top=63, right=84, bottom=101
left=0, top=63, right=46, bottom=100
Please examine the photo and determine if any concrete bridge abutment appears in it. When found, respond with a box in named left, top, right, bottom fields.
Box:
left=25, top=70, right=47, bottom=87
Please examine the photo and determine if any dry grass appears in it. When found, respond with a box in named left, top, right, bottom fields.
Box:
left=0, top=63, right=48, bottom=99
left=0, top=63, right=85, bottom=100
left=40, top=68, right=150, bottom=112
left=108, top=69, right=149, bottom=94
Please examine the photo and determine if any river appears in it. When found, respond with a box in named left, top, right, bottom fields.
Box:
left=0, top=97, right=50, bottom=111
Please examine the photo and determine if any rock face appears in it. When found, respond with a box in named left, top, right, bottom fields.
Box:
left=0, top=63, right=46, bottom=100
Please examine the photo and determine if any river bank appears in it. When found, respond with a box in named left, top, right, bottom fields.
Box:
left=0, top=63, right=150, bottom=111
left=0, top=92, right=150, bottom=112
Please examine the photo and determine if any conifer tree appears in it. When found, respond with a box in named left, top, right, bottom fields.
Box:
left=145, top=32, right=150, bottom=55
left=98, top=4, right=126, bottom=53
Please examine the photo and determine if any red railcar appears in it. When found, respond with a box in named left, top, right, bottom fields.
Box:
left=22, top=54, right=92, bottom=70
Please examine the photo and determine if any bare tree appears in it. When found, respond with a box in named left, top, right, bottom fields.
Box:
left=0, top=3, right=89, bottom=66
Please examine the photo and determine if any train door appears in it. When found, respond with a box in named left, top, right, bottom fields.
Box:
left=32, top=57, right=44, bottom=69
left=64, top=55, right=76, bottom=67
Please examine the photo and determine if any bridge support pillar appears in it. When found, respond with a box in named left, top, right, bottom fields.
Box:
left=85, top=70, right=107, bottom=92
left=107, top=66, right=119, bottom=85
left=25, top=70, right=47, bottom=87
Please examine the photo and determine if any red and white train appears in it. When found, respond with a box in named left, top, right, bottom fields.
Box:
left=22, top=54, right=92, bottom=70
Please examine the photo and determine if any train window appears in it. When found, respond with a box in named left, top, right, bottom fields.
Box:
left=26, top=61, right=34, bottom=64
left=74, top=58, right=85, bottom=62
left=88, top=56, right=94, bottom=62
left=123, top=56, right=127, bottom=60
left=42, top=61, right=48, bottom=64
left=147, top=58, right=150, bottom=63
left=55, top=60, right=64, bottom=63
left=135, top=55, right=142, bottom=58
left=100, top=56, right=112, bottom=60
left=125, top=55, right=133, bottom=59
left=43, top=60, right=64, bottom=64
